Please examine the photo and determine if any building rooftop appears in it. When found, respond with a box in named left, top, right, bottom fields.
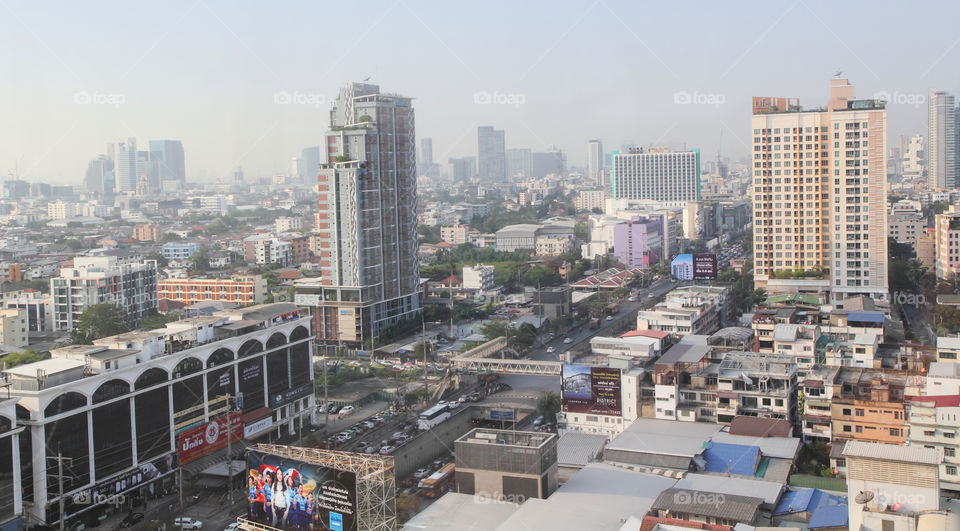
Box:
left=456, top=428, right=556, bottom=449
left=656, top=344, right=712, bottom=367
left=702, top=442, right=760, bottom=476
left=842, top=440, right=939, bottom=465
left=711, top=431, right=801, bottom=460
left=606, top=418, right=721, bottom=458
left=4, top=357, right=85, bottom=377
left=556, top=432, right=608, bottom=467
left=675, top=473, right=784, bottom=506
left=937, top=336, right=960, bottom=351
left=652, top=488, right=762, bottom=523
left=496, top=464, right=677, bottom=531
left=728, top=417, right=793, bottom=439
left=403, top=492, right=519, bottom=531
left=929, top=362, right=960, bottom=378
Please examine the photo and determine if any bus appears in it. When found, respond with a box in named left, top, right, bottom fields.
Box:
left=418, top=404, right=452, bottom=430
left=418, top=463, right=455, bottom=498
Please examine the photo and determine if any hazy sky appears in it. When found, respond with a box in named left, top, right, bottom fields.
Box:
left=2, top=1, right=958, bottom=184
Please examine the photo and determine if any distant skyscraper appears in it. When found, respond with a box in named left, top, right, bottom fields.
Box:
left=928, top=91, right=958, bottom=189
left=751, top=78, right=888, bottom=305
left=477, top=126, right=506, bottom=182
left=306, top=82, right=420, bottom=344
left=148, top=140, right=185, bottom=184
left=110, top=138, right=137, bottom=193
left=301, top=146, right=321, bottom=183
left=136, top=150, right=160, bottom=191
left=420, top=137, right=433, bottom=167
left=531, top=150, right=565, bottom=178
left=587, top=139, right=603, bottom=185
left=449, top=156, right=477, bottom=181
left=506, top=148, right=532, bottom=180
left=233, top=167, right=244, bottom=183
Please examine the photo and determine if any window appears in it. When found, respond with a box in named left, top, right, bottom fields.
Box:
left=889, top=428, right=900, bottom=437
left=855, top=408, right=864, bottom=416
left=947, top=466, right=958, bottom=476
left=842, top=425, right=852, bottom=432
left=946, top=448, right=956, bottom=457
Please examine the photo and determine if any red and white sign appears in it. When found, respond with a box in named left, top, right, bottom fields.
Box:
left=177, top=412, right=242, bottom=464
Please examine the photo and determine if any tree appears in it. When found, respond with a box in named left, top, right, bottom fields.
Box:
left=140, top=312, right=181, bottom=330
left=73, top=304, right=130, bottom=343
left=189, top=249, right=210, bottom=273
left=537, top=391, right=561, bottom=426
left=888, top=237, right=914, bottom=262
left=574, top=222, right=590, bottom=242
left=522, top=266, right=561, bottom=287
left=2, top=350, right=49, bottom=368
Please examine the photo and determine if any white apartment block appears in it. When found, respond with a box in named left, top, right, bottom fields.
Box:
left=902, top=133, right=925, bottom=178
left=558, top=365, right=643, bottom=437
left=0, top=308, right=28, bottom=347
left=906, top=396, right=960, bottom=490
left=575, top=189, right=605, bottom=212
left=51, top=255, right=158, bottom=331
left=752, top=79, right=889, bottom=306
left=440, top=224, right=470, bottom=245
left=888, top=208, right=926, bottom=251
left=199, top=195, right=229, bottom=215
left=47, top=200, right=76, bottom=220
left=462, top=264, right=494, bottom=292
left=610, top=148, right=700, bottom=202
left=535, top=236, right=572, bottom=257
left=275, top=216, right=302, bottom=233
left=937, top=206, right=960, bottom=281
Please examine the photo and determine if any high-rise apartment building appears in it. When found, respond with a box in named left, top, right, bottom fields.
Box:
left=506, top=148, right=532, bottom=180
left=51, top=255, right=158, bottom=331
left=587, top=139, right=604, bottom=185
left=149, top=140, right=186, bottom=184
left=928, top=91, right=959, bottom=190
left=297, top=82, right=420, bottom=344
left=110, top=138, right=138, bottom=193
left=752, top=78, right=888, bottom=305
left=301, top=146, right=321, bottom=183
left=477, top=126, right=506, bottom=182
left=610, top=147, right=701, bottom=202
left=902, top=133, right=925, bottom=178
left=83, top=155, right=114, bottom=197
left=449, top=156, right=476, bottom=181
left=936, top=206, right=960, bottom=281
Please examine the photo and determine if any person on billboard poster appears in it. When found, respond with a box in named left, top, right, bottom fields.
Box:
left=272, top=468, right=289, bottom=527
left=248, top=471, right=265, bottom=520
left=288, top=480, right=317, bottom=530
left=261, top=468, right=276, bottom=524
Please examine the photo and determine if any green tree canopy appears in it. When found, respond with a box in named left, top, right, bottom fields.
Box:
left=73, top=303, right=130, bottom=343
left=2, top=350, right=49, bottom=368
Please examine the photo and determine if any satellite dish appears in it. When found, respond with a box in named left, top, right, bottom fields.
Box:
left=878, top=502, right=888, bottom=512
left=855, top=491, right=875, bottom=505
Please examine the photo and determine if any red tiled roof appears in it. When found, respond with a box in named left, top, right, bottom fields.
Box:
left=620, top=329, right=670, bottom=340
left=729, top=415, right=793, bottom=438
left=440, top=275, right=463, bottom=286
left=278, top=270, right=302, bottom=280
left=436, top=241, right=454, bottom=248
left=158, top=299, right=187, bottom=312
left=905, top=394, right=960, bottom=407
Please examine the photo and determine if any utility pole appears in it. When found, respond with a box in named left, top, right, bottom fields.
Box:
left=226, top=394, right=234, bottom=507
left=49, top=447, right=73, bottom=531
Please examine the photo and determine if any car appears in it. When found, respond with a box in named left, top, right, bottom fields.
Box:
left=403, top=422, right=417, bottom=433
left=392, top=431, right=406, bottom=440
left=533, top=416, right=544, bottom=428
left=468, top=392, right=482, bottom=402
left=546, top=346, right=555, bottom=353
left=647, top=293, right=655, bottom=298
left=458, top=395, right=469, bottom=403
left=437, top=400, right=448, bottom=408
left=605, top=315, right=613, bottom=321
left=121, top=513, right=144, bottom=528
left=338, top=405, right=356, bottom=418
left=414, top=468, right=430, bottom=479
left=317, top=403, right=329, bottom=413
left=223, top=525, right=238, bottom=531
left=395, top=434, right=410, bottom=444
left=563, top=338, right=573, bottom=344
left=174, top=517, right=203, bottom=530
left=371, top=415, right=384, bottom=423
left=379, top=445, right=396, bottom=454
left=361, top=421, right=376, bottom=429
left=364, top=445, right=379, bottom=454
left=627, top=296, right=637, bottom=302
left=328, top=404, right=341, bottom=414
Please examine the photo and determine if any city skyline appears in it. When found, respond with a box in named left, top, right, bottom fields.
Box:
left=2, top=1, right=958, bottom=183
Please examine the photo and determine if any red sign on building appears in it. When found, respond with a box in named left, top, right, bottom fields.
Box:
left=177, top=412, right=243, bottom=464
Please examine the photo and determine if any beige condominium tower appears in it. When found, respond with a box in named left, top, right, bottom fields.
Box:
left=751, top=78, right=888, bottom=307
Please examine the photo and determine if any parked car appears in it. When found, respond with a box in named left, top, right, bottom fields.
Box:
left=317, top=403, right=329, bottom=413
left=121, top=513, right=144, bottom=528
left=364, top=445, right=380, bottom=454
left=379, top=445, right=396, bottom=455
left=563, top=338, right=573, bottom=344
left=647, top=293, right=655, bottom=298
left=468, top=392, right=482, bottom=402
left=174, top=517, right=203, bottom=530
left=223, top=525, right=238, bottom=531
left=338, top=405, right=355, bottom=418
left=361, top=421, right=376, bottom=429
left=458, top=395, right=469, bottom=403
left=533, top=416, right=544, bottom=428
left=546, top=346, right=555, bottom=353
left=328, top=405, right=341, bottom=414
left=414, top=468, right=430, bottom=479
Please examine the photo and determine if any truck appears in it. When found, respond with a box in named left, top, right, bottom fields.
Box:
left=589, top=317, right=601, bottom=330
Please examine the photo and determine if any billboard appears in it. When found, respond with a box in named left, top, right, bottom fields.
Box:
left=247, top=450, right=358, bottom=531
left=671, top=253, right=717, bottom=281
left=560, top=365, right=622, bottom=416
left=177, top=412, right=242, bottom=464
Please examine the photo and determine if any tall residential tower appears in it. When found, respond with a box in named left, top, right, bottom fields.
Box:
left=297, top=83, right=421, bottom=344
left=477, top=126, right=506, bottom=182
left=751, top=78, right=888, bottom=305
left=928, top=91, right=959, bottom=190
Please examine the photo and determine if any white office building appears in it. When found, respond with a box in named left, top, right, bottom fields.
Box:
left=51, top=255, right=158, bottom=331
left=610, top=147, right=700, bottom=202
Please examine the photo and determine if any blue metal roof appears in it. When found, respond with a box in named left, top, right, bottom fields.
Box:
left=702, top=442, right=760, bottom=476
left=808, top=504, right=849, bottom=529
left=775, top=488, right=816, bottom=514
left=847, top=311, right=883, bottom=323
left=775, top=489, right=848, bottom=528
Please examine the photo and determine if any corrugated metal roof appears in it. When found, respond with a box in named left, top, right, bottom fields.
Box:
left=846, top=311, right=883, bottom=323
left=556, top=432, right=608, bottom=467
left=712, top=431, right=801, bottom=460
left=842, top=440, right=939, bottom=465
left=676, top=473, right=783, bottom=505
left=652, top=488, right=762, bottom=522
left=703, top=442, right=760, bottom=476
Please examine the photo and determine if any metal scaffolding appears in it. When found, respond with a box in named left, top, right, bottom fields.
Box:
left=451, top=357, right=562, bottom=376
left=236, top=444, right=397, bottom=531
